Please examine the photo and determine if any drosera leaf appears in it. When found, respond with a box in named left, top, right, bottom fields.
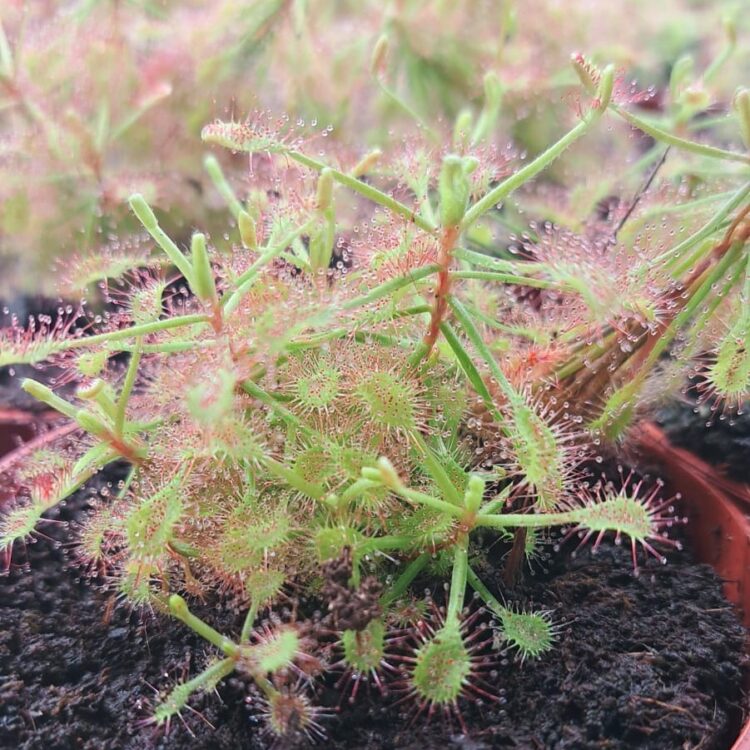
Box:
left=241, top=624, right=300, bottom=676
left=201, top=118, right=299, bottom=155
left=448, top=297, right=570, bottom=510
left=0, top=313, right=77, bottom=366
left=475, top=479, right=683, bottom=573
left=0, top=454, right=103, bottom=565
left=0, top=339, right=55, bottom=367
left=152, top=657, right=235, bottom=728
left=467, top=567, right=555, bottom=661
left=125, top=472, right=187, bottom=563
left=216, top=504, right=292, bottom=573
left=244, top=568, right=286, bottom=609
left=411, top=431, right=465, bottom=506
left=0, top=501, right=47, bottom=566
left=341, top=618, right=387, bottom=675
left=497, top=608, right=556, bottom=661
left=202, top=119, right=437, bottom=232
left=560, top=478, right=684, bottom=572
left=128, top=280, right=167, bottom=325
left=411, top=623, right=471, bottom=706
left=59, top=248, right=164, bottom=295
left=507, top=399, right=568, bottom=512
left=702, top=307, right=750, bottom=409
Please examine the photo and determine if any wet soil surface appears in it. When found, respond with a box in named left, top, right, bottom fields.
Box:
left=1, top=484, right=746, bottom=750
left=658, top=394, right=750, bottom=484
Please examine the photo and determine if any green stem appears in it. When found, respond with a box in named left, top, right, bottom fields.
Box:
left=169, top=594, right=239, bottom=656
left=445, top=539, right=469, bottom=624
left=204, top=155, right=244, bottom=219
left=652, top=181, right=750, bottom=269
left=554, top=330, right=617, bottom=381
left=462, top=112, right=602, bottom=229
left=21, top=379, right=78, bottom=420
left=610, top=104, right=750, bottom=165
left=439, top=321, right=499, bottom=419
left=175, top=656, right=236, bottom=697
left=461, top=301, right=544, bottom=341
left=622, top=189, right=734, bottom=227
left=222, top=218, right=317, bottom=315
left=263, top=456, right=324, bottom=499
left=114, top=338, right=142, bottom=437
left=362, top=534, right=415, bottom=553
left=476, top=510, right=579, bottom=529
left=703, top=36, right=735, bottom=84
left=57, top=314, right=208, bottom=352
left=448, top=295, right=519, bottom=406
left=241, top=380, right=312, bottom=436
left=375, top=78, right=440, bottom=143
left=286, top=325, right=407, bottom=353
left=478, top=485, right=512, bottom=515
left=118, top=340, right=216, bottom=354
left=240, top=600, right=260, bottom=643
left=110, top=88, right=171, bottom=143
left=288, top=150, right=437, bottom=233
left=387, top=481, right=465, bottom=518
left=453, top=246, right=547, bottom=274
left=339, top=478, right=381, bottom=503
left=393, top=303, right=433, bottom=318
left=467, top=567, right=507, bottom=618
left=340, top=264, right=440, bottom=310
left=129, top=195, right=195, bottom=285
left=668, top=239, right=716, bottom=280
left=410, top=431, right=463, bottom=505
left=93, top=388, right=118, bottom=421
left=116, top=466, right=137, bottom=499
left=381, top=553, right=430, bottom=608
left=451, top=270, right=555, bottom=289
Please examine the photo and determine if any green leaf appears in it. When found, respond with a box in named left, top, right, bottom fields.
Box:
left=152, top=658, right=236, bottom=726
left=499, top=608, right=555, bottom=660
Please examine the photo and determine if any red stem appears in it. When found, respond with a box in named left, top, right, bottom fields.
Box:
left=422, top=225, right=459, bottom=357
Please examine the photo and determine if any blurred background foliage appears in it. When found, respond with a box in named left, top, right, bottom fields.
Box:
left=0, top=0, right=747, bottom=297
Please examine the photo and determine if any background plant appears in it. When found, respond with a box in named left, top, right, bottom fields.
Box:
left=1, top=0, right=746, bottom=295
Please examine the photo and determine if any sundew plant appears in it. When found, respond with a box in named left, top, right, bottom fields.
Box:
left=1, top=51, right=750, bottom=740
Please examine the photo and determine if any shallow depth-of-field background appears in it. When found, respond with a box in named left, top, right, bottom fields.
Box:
left=1, top=0, right=747, bottom=299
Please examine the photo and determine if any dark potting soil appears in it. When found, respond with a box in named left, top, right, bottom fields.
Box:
left=0, top=481, right=746, bottom=750
left=658, top=393, right=750, bottom=485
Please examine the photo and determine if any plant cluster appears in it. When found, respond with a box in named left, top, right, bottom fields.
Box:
left=1, top=38, right=749, bottom=743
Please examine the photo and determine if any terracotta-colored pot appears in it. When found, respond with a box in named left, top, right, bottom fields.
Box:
left=636, top=423, right=750, bottom=750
